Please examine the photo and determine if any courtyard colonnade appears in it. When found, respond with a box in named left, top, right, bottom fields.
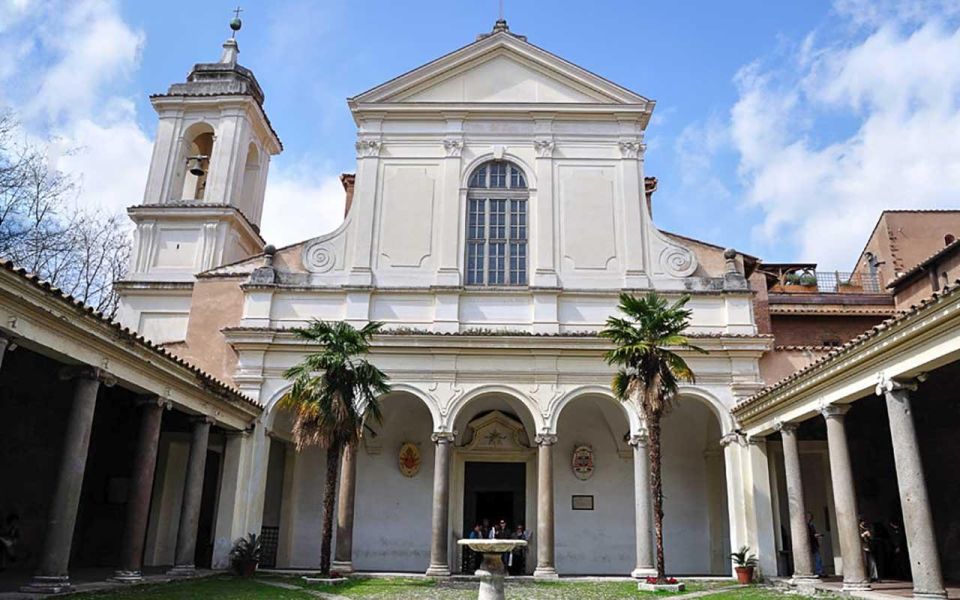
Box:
left=258, top=377, right=762, bottom=578
left=735, top=283, right=960, bottom=599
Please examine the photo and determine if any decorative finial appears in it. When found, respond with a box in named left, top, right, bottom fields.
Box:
left=230, top=6, right=243, bottom=39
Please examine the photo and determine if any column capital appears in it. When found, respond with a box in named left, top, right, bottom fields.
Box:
left=535, top=433, right=558, bottom=446
left=774, top=420, right=799, bottom=434
left=58, top=365, right=116, bottom=387
left=719, top=430, right=746, bottom=448
left=430, top=431, right=456, bottom=444
left=442, top=138, right=463, bottom=158
left=533, top=139, right=555, bottom=158
left=819, top=403, right=851, bottom=419
left=190, top=414, right=216, bottom=426
left=628, top=430, right=648, bottom=447
left=875, top=372, right=919, bottom=396
left=136, top=395, right=172, bottom=410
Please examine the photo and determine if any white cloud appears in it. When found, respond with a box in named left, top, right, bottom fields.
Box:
left=0, top=0, right=151, bottom=220
left=261, top=164, right=346, bottom=248
left=729, top=8, right=960, bottom=268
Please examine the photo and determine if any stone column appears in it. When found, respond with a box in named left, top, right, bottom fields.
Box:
left=878, top=378, right=946, bottom=599
left=168, top=416, right=213, bottom=576
left=114, top=397, right=168, bottom=582
left=0, top=335, right=11, bottom=371
left=820, top=404, right=870, bottom=591
left=332, top=441, right=358, bottom=574
left=425, top=432, right=455, bottom=576
left=629, top=432, right=655, bottom=578
left=534, top=434, right=558, bottom=578
left=22, top=367, right=112, bottom=594
left=775, top=421, right=817, bottom=582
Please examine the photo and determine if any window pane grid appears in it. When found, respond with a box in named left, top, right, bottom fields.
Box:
left=465, top=160, right=528, bottom=286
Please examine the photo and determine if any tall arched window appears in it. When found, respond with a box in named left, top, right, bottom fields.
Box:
left=466, top=160, right=528, bottom=286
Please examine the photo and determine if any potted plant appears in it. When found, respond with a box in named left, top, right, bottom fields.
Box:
left=731, top=545, right=758, bottom=584
left=229, top=533, right=262, bottom=578
left=776, top=272, right=818, bottom=293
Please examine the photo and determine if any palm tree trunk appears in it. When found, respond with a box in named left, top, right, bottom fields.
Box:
left=648, top=413, right=666, bottom=583
left=320, top=440, right=342, bottom=575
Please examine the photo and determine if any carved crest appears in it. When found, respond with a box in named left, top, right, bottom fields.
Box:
left=398, top=442, right=421, bottom=477
left=572, top=444, right=594, bottom=480
left=464, top=410, right=529, bottom=451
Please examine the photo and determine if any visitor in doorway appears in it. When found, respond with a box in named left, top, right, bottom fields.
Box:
left=467, top=523, right=485, bottom=572
left=511, top=524, right=530, bottom=575
left=470, top=523, right=485, bottom=539
left=495, top=519, right=511, bottom=570
left=886, top=518, right=908, bottom=581
left=859, top=517, right=880, bottom=582
left=481, top=518, right=492, bottom=539
left=0, top=514, right=20, bottom=570
left=806, top=512, right=824, bottom=576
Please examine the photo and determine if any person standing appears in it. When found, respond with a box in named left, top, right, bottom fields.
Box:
left=887, top=518, right=908, bottom=581
left=511, top=524, right=530, bottom=575
left=806, top=512, right=825, bottom=577
left=859, top=516, right=880, bottom=582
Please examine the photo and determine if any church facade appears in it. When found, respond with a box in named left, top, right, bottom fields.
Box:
left=113, top=21, right=774, bottom=578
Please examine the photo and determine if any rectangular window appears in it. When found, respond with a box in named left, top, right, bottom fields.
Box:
left=465, top=196, right=527, bottom=286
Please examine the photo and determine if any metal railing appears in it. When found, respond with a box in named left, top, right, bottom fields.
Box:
left=771, top=270, right=883, bottom=294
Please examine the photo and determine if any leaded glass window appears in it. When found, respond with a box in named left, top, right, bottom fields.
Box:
left=465, top=160, right=528, bottom=286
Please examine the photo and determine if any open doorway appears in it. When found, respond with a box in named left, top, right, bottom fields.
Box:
left=463, top=462, right=525, bottom=534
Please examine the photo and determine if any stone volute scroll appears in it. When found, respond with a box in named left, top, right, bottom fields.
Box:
left=302, top=238, right=336, bottom=273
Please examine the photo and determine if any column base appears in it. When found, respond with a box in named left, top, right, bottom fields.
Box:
left=789, top=574, right=820, bottom=588
left=111, top=570, right=144, bottom=583
left=21, top=575, right=72, bottom=594
left=533, top=566, right=558, bottom=579
left=631, top=567, right=657, bottom=579
left=167, top=564, right=197, bottom=577
left=331, top=561, right=354, bottom=575
left=911, top=592, right=947, bottom=600
left=841, top=580, right=871, bottom=592
left=425, top=564, right=451, bottom=577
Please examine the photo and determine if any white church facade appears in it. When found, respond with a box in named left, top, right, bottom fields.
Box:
left=110, top=20, right=776, bottom=578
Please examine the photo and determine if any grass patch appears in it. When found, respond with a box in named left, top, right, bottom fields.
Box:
left=72, top=576, right=315, bottom=599
left=68, top=575, right=826, bottom=600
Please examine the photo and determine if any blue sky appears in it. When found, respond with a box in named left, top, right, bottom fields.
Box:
left=3, top=0, right=960, bottom=269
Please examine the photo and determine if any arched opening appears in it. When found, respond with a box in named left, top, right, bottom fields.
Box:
left=352, top=391, right=436, bottom=572
left=554, top=393, right=634, bottom=575
left=450, top=390, right=538, bottom=574
left=239, top=142, right=261, bottom=219
left=661, top=395, right=731, bottom=575
left=465, top=160, right=528, bottom=286
left=178, top=124, right=215, bottom=201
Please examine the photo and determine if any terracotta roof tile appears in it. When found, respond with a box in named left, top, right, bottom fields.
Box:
left=0, top=259, right=259, bottom=409
left=736, top=278, right=960, bottom=413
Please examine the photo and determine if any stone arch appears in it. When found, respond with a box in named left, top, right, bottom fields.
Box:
left=261, top=381, right=441, bottom=434
left=674, top=385, right=735, bottom=434
left=446, top=384, right=543, bottom=441
left=459, top=152, right=537, bottom=190
left=546, top=384, right=641, bottom=435
left=177, top=121, right=216, bottom=201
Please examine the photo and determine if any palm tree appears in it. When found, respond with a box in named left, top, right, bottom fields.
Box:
left=600, top=292, right=705, bottom=583
left=280, top=320, right=390, bottom=575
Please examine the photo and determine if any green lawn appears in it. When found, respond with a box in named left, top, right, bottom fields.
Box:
left=70, top=575, right=827, bottom=600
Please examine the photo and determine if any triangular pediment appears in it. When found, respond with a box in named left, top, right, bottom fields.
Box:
left=350, top=31, right=651, bottom=107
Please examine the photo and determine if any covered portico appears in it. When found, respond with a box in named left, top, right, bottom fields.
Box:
left=735, top=280, right=960, bottom=599
left=0, top=261, right=262, bottom=594
left=238, top=328, right=772, bottom=578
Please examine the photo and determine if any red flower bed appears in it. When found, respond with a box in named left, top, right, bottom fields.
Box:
left=644, top=576, right=679, bottom=584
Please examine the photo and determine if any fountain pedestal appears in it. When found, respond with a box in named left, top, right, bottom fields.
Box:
left=457, top=539, right=527, bottom=600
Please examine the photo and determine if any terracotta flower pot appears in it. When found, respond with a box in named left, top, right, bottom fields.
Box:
left=240, top=560, right=258, bottom=578
left=735, top=566, right=754, bottom=584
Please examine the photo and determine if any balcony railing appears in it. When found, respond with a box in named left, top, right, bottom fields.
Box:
left=770, top=270, right=883, bottom=294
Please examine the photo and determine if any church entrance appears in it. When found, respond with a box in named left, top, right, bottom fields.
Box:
left=463, top=461, right=526, bottom=535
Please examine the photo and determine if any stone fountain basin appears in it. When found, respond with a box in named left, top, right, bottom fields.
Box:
left=458, top=539, right=527, bottom=553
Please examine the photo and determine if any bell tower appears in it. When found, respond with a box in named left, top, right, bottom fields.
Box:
left=125, top=17, right=281, bottom=282
left=116, top=16, right=281, bottom=341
